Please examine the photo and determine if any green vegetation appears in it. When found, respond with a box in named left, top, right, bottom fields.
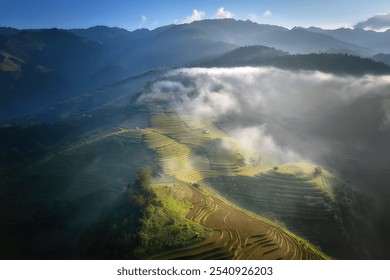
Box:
left=204, top=45, right=390, bottom=75
left=272, top=53, right=390, bottom=75
left=135, top=182, right=211, bottom=256
left=76, top=167, right=210, bottom=259
left=130, top=166, right=154, bottom=208
left=75, top=167, right=155, bottom=259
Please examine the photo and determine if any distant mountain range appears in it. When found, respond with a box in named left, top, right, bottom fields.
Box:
left=2, top=19, right=390, bottom=120
left=295, top=26, right=390, bottom=54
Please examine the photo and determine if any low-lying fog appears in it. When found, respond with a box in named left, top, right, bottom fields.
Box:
left=139, top=67, right=390, bottom=197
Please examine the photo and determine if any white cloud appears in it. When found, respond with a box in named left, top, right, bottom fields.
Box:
left=264, top=10, right=272, bottom=17
left=139, top=15, right=147, bottom=28
left=138, top=67, right=390, bottom=164
left=215, top=7, right=234, bottom=19
left=230, top=126, right=302, bottom=163
left=355, top=11, right=390, bottom=31
left=179, top=9, right=206, bottom=24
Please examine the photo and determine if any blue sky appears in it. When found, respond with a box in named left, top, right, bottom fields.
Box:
left=1, top=0, right=389, bottom=30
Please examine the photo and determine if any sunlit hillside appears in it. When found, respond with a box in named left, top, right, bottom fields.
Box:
left=1, top=18, right=390, bottom=259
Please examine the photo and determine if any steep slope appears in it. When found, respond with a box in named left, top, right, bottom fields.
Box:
left=23, top=69, right=163, bottom=122
left=0, top=29, right=106, bottom=119
left=0, top=29, right=105, bottom=82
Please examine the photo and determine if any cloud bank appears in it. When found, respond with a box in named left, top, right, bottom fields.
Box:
left=138, top=67, right=390, bottom=191
left=355, top=12, right=390, bottom=31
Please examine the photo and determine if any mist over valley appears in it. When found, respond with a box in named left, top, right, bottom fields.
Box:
left=1, top=17, right=390, bottom=260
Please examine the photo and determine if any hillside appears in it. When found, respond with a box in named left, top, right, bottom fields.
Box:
left=372, top=53, right=390, bottom=66
left=0, top=23, right=237, bottom=120
left=203, top=46, right=390, bottom=75
left=136, top=113, right=374, bottom=259
left=148, top=183, right=328, bottom=260
left=201, top=45, right=288, bottom=66
left=0, top=29, right=107, bottom=119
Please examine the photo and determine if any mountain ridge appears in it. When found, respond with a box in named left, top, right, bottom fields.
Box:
left=2, top=18, right=390, bottom=120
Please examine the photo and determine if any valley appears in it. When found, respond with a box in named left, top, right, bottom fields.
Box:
left=1, top=18, right=389, bottom=260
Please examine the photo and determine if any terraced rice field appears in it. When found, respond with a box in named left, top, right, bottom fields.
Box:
left=150, top=186, right=326, bottom=260
left=143, top=114, right=330, bottom=259
left=205, top=164, right=343, bottom=246
left=1, top=112, right=334, bottom=259
left=144, top=113, right=272, bottom=182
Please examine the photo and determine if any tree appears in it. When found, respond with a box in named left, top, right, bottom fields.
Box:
left=131, top=166, right=156, bottom=207
left=134, top=166, right=152, bottom=192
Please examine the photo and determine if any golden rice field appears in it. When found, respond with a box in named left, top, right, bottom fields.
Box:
left=141, top=113, right=331, bottom=259
left=148, top=183, right=327, bottom=260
